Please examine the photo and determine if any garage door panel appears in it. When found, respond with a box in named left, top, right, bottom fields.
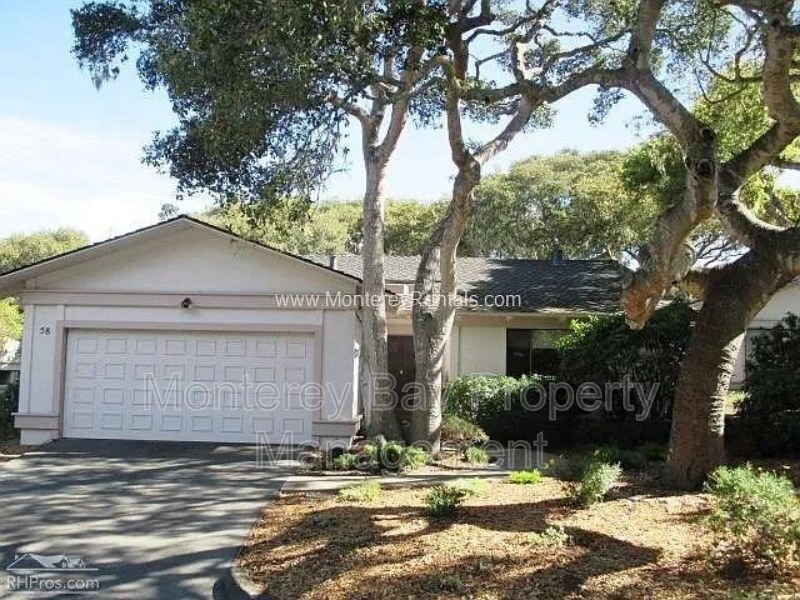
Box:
left=64, top=329, right=314, bottom=443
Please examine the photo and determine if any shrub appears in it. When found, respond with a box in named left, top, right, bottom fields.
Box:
left=440, top=414, right=488, bottom=443
left=509, top=469, right=542, bottom=485
left=331, top=452, right=359, bottom=471
left=450, top=478, right=489, bottom=497
left=525, top=525, right=572, bottom=548
left=572, top=462, right=622, bottom=506
left=705, top=465, right=800, bottom=575
left=378, top=442, right=404, bottom=470
left=400, top=446, right=428, bottom=471
left=743, top=313, right=800, bottom=417
left=338, top=480, right=382, bottom=503
left=0, top=382, right=17, bottom=442
left=740, top=313, right=800, bottom=456
left=464, top=445, right=490, bottom=465
left=558, top=299, right=694, bottom=421
left=425, top=485, right=468, bottom=517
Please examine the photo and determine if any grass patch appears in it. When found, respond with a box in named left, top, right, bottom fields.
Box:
left=337, top=480, right=382, bottom=503
left=508, top=469, right=542, bottom=485
left=449, top=477, right=489, bottom=497
left=464, top=445, right=490, bottom=465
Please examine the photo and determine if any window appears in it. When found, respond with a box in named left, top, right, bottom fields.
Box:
left=506, top=329, right=568, bottom=378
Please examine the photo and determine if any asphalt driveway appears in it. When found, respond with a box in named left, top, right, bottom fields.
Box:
left=0, top=439, right=298, bottom=599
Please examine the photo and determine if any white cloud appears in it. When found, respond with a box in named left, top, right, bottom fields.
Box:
left=0, top=115, right=207, bottom=241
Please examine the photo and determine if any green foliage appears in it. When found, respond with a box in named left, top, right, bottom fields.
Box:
left=0, top=299, right=22, bottom=342
left=424, top=484, right=468, bottom=518
left=464, top=446, right=490, bottom=466
left=524, top=525, right=572, bottom=548
left=468, top=151, right=656, bottom=260
left=509, top=469, right=542, bottom=485
left=0, top=382, right=18, bottom=441
left=440, top=414, right=488, bottom=444
left=705, top=466, right=800, bottom=574
left=0, top=228, right=89, bottom=274
left=740, top=314, right=800, bottom=456
left=449, top=478, right=489, bottom=497
left=743, top=313, right=800, bottom=418
left=338, top=480, right=382, bottom=503
left=331, top=452, right=359, bottom=471
left=71, top=1, right=446, bottom=203
left=572, top=462, right=622, bottom=506
left=558, top=299, right=695, bottom=421
left=400, top=446, right=428, bottom=471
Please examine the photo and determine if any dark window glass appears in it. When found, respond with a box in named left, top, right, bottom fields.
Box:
left=506, top=329, right=569, bottom=377
left=506, top=329, right=533, bottom=378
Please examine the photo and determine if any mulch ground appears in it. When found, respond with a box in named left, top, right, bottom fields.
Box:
left=239, top=475, right=800, bottom=599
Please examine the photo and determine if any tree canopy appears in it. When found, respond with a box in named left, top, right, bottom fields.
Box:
left=0, top=228, right=89, bottom=274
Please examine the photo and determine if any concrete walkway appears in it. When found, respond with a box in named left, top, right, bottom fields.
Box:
left=0, top=439, right=297, bottom=599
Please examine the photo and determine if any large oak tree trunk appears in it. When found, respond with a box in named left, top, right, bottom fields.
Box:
left=361, top=157, right=401, bottom=440
left=664, top=256, right=790, bottom=488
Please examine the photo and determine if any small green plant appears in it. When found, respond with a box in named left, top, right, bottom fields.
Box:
left=359, top=443, right=378, bottom=460
left=464, top=445, right=490, bottom=465
left=450, top=478, right=489, bottom=497
left=338, top=480, right=383, bottom=503
left=572, top=461, right=622, bottom=506
left=524, top=525, right=572, bottom=548
left=509, top=469, right=542, bottom=485
left=331, top=452, right=358, bottom=471
left=400, top=446, right=429, bottom=471
left=425, top=484, right=468, bottom=517
left=705, top=465, right=800, bottom=575
left=441, top=414, right=488, bottom=443
left=429, top=574, right=465, bottom=593
left=378, top=442, right=404, bottom=470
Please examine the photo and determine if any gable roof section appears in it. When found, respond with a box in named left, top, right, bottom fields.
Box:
left=307, top=254, right=628, bottom=313
left=0, top=215, right=363, bottom=297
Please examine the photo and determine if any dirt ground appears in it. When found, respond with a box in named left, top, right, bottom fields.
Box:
left=239, top=475, right=799, bottom=599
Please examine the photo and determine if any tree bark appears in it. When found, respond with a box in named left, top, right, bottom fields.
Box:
left=360, top=151, right=401, bottom=440
left=410, top=162, right=481, bottom=454
left=664, top=256, right=791, bottom=488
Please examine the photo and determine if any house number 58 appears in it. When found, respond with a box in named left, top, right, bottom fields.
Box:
left=39, top=326, right=51, bottom=335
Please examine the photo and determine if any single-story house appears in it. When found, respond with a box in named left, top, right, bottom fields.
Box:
left=0, top=216, right=795, bottom=446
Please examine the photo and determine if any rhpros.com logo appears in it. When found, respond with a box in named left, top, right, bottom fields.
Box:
left=6, top=552, right=101, bottom=595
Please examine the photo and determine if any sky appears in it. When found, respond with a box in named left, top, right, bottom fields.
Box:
left=0, top=1, right=655, bottom=242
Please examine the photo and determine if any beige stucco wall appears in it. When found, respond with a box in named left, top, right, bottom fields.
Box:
left=448, top=313, right=574, bottom=378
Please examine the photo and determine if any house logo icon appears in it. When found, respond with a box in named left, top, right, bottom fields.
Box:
left=6, top=553, right=97, bottom=572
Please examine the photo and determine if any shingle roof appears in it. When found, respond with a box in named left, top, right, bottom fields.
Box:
left=306, top=254, right=628, bottom=313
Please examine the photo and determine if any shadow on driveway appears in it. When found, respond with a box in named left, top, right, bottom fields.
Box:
left=0, top=439, right=297, bottom=599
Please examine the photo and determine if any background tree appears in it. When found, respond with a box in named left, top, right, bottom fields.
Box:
left=467, top=151, right=659, bottom=260
left=0, top=228, right=89, bottom=273
left=72, top=0, right=448, bottom=439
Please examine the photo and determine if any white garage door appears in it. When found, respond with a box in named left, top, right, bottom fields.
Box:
left=63, top=329, right=315, bottom=443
